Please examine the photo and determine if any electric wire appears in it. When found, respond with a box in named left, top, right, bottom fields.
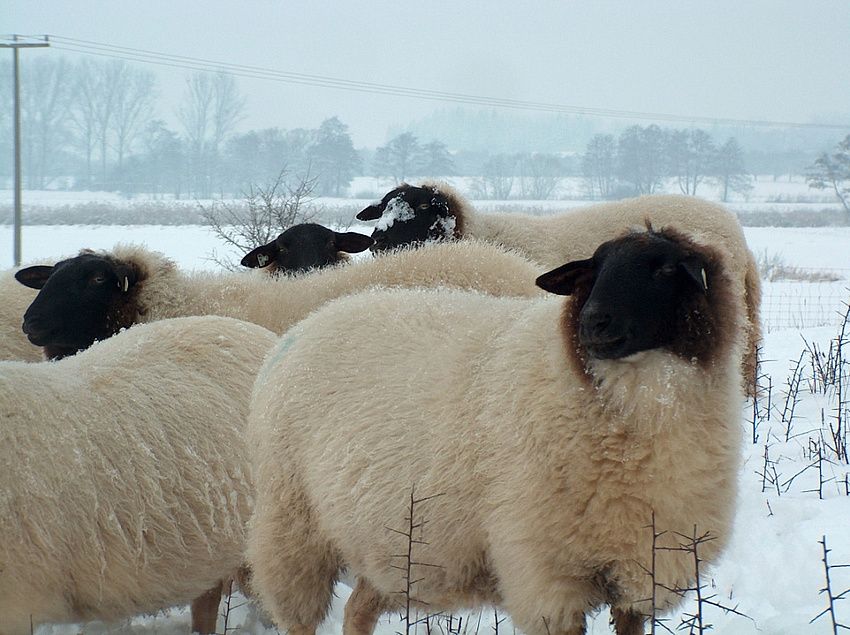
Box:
left=7, top=34, right=850, bottom=130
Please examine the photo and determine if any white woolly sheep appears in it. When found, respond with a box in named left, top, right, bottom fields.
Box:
left=357, top=182, right=761, bottom=394
left=240, top=222, right=374, bottom=275
left=246, top=226, right=746, bottom=635
left=0, top=315, right=277, bottom=635
left=15, top=240, right=544, bottom=359
left=0, top=266, right=46, bottom=362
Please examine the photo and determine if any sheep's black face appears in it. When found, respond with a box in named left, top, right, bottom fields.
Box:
left=16, top=254, right=137, bottom=359
left=357, top=185, right=455, bottom=252
left=536, top=232, right=708, bottom=360
left=241, top=223, right=374, bottom=274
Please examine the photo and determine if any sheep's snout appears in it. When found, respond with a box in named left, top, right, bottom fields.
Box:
left=21, top=313, right=53, bottom=345
left=578, top=301, right=629, bottom=359
left=370, top=231, right=391, bottom=252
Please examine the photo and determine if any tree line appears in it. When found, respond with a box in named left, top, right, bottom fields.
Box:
left=579, top=125, right=751, bottom=202
left=0, top=57, right=364, bottom=199
left=0, top=56, right=845, bottom=204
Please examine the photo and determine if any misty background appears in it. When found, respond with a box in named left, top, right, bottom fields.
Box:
left=3, top=1, right=850, bottom=203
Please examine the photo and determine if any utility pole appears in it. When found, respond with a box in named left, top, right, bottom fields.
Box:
left=0, top=35, right=50, bottom=266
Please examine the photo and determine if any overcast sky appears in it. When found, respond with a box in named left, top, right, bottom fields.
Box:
left=7, top=0, right=850, bottom=147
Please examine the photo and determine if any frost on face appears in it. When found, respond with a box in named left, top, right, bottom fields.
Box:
left=375, top=197, right=415, bottom=231
left=429, top=215, right=456, bottom=241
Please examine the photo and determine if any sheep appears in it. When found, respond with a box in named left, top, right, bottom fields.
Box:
left=246, top=226, right=746, bottom=635
left=14, top=240, right=545, bottom=359
left=357, top=181, right=762, bottom=394
left=0, top=315, right=278, bottom=635
left=240, top=222, right=375, bottom=274
left=0, top=265, right=46, bottom=362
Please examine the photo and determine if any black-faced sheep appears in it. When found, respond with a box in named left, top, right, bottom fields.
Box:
left=357, top=181, right=762, bottom=395
left=0, top=315, right=277, bottom=635
left=246, top=227, right=746, bottom=635
left=14, top=240, right=544, bottom=359
left=240, top=223, right=374, bottom=274
left=0, top=265, right=47, bottom=361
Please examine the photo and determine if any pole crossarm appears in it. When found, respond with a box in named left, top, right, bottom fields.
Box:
left=0, top=34, right=50, bottom=48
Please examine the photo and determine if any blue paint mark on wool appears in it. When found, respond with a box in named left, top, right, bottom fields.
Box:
left=257, top=334, right=299, bottom=384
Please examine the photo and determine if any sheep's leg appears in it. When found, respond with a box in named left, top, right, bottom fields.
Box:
left=190, top=579, right=223, bottom=634
left=491, top=556, right=591, bottom=635
left=343, top=578, right=390, bottom=635
left=247, top=485, right=337, bottom=635
left=610, top=607, right=644, bottom=635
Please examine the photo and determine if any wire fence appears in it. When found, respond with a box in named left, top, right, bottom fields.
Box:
left=761, top=271, right=850, bottom=332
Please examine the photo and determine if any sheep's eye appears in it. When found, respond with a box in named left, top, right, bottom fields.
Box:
left=91, top=275, right=107, bottom=285
left=652, top=262, right=677, bottom=279
left=657, top=262, right=678, bottom=277
left=416, top=203, right=431, bottom=211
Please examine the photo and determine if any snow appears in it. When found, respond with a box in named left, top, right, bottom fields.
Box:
left=3, top=187, right=850, bottom=634
left=374, top=196, right=415, bottom=231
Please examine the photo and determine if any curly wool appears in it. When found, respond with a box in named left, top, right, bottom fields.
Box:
left=246, top=231, right=746, bottom=635
left=0, top=266, right=46, bottom=361
left=0, top=315, right=277, bottom=634
left=86, top=240, right=547, bottom=340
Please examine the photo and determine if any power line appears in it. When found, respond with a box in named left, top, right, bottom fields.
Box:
left=13, top=33, right=850, bottom=131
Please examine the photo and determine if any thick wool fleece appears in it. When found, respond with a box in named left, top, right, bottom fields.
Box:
left=0, top=316, right=276, bottom=635
left=95, top=240, right=545, bottom=338
left=247, top=237, right=745, bottom=635
left=419, top=181, right=761, bottom=394
left=0, top=266, right=44, bottom=361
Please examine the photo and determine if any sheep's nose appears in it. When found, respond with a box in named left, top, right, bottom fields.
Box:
left=580, top=304, right=612, bottom=338
left=22, top=315, right=52, bottom=342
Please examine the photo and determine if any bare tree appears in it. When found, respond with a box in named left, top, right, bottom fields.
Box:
left=472, top=153, right=518, bottom=199
left=0, top=58, right=12, bottom=180
left=714, top=136, right=752, bottom=202
left=668, top=129, right=717, bottom=196
left=178, top=71, right=246, bottom=197
left=199, top=169, right=322, bottom=270
left=20, top=56, right=73, bottom=189
left=617, top=124, right=668, bottom=196
left=310, top=116, right=361, bottom=196
left=520, top=152, right=563, bottom=200
left=373, top=132, right=423, bottom=183
left=69, top=59, right=104, bottom=188
left=109, top=63, right=158, bottom=184
left=419, top=140, right=456, bottom=177
left=581, top=133, right=617, bottom=200
left=807, top=134, right=850, bottom=216
left=210, top=73, right=246, bottom=158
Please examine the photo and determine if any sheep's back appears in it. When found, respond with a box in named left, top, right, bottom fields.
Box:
left=0, top=315, right=276, bottom=631
left=468, top=194, right=749, bottom=269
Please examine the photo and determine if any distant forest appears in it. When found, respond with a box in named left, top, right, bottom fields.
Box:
left=0, top=56, right=843, bottom=201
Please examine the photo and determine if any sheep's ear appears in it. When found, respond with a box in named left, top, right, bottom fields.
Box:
left=680, top=256, right=708, bottom=294
left=241, top=242, right=280, bottom=269
left=356, top=204, right=383, bottom=221
left=334, top=231, right=375, bottom=254
left=15, top=265, right=55, bottom=289
left=535, top=259, right=595, bottom=296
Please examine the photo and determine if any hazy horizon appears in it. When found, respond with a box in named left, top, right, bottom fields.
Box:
left=7, top=1, right=850, bottom=147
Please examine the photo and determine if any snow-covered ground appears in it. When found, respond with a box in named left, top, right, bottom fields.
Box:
left=3, top=184, right=850, bottom=634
